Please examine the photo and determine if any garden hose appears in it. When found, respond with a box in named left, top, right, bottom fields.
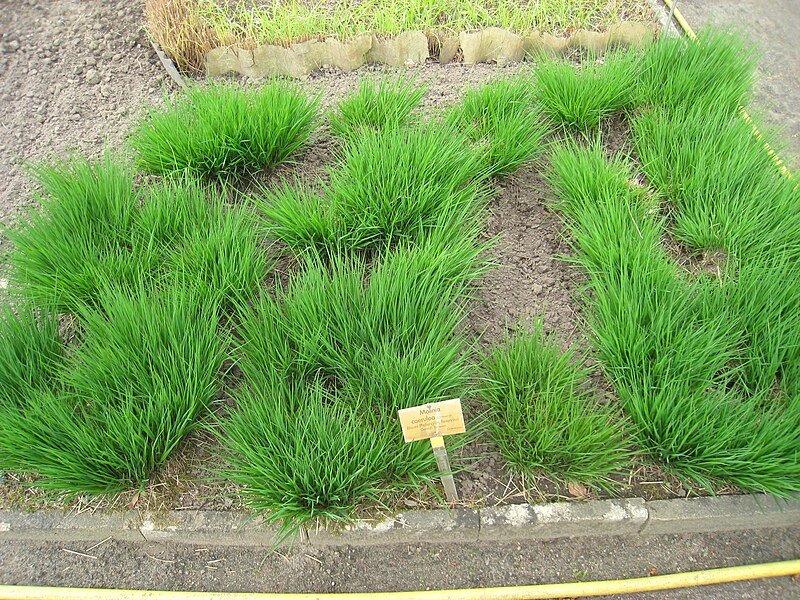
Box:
left=1, top=559, right=799, bottom=600
left=662, top=0, right=793, bottom=178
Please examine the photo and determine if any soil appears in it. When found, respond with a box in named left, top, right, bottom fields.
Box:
left=0, top=0, right=703, bottom=517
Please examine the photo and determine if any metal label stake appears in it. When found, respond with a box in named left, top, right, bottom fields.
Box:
left=430, top=436, right=459, bottom=502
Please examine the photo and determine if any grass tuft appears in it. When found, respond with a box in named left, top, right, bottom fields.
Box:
left=534, top=50, right=639, bottom=131
left=5, top=156, right=144, bottom=312
left=217, top=383, right=436, bottom=541
left=132, top=82, right=319, bottom=180
left=0, top=307, right=64, bottom=408
left=638, top=29, right=757, bottom=114
left=329, top=76, right=427, bottom=141
left=480, top=324, right=629, bottom=485
left=449, top=75, right=551, bottom=176
left=0, top=285, right=225, bottom=494
left=6, top=163, right=271, bottom=314
left=547, top=141, right=800, bottom=495
left=217, top=242, right=481, bottom=534
left=260, top=124, right=490, bottom=256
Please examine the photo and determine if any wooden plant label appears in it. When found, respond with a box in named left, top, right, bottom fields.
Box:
left=397, top=398, right=466, bottom=443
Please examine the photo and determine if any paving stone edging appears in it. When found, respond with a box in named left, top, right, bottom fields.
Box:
left=2, top=495, right=798, bottom=548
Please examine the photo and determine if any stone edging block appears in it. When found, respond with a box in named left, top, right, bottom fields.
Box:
left=204, top=22, right=655, bottom=79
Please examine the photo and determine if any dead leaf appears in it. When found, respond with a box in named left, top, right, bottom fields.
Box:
left=567, top=481, right=588, bottom=498
left=127, top=492, right=140, bottom=510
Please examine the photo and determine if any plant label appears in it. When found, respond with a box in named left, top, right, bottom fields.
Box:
left=397, top=398, right=465, bottom=443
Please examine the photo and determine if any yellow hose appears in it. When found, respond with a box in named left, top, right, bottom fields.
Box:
left=661, top=0, right=697, bottom=39
left=1, top=559, right=799, bottom=600
left=662, top=0, right=793, bottom=178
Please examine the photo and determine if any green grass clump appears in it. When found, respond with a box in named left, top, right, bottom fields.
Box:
left=328, top=124, right=489, bottom=251
left=547, top=142, right=800, bottom=495
left=217, top=382, right=436, bottom=540
left=632, top=105, right=798, bottom=258
left=632, top=104, right=800, bottom=401
left=6, top=162, right=270, bottom=314
left=235, top=241, right=481, bottom=410
left=449, top=75, right=551, bottom=176
left=132, top=82, right=318, bottom=179
left=5, top=156, right=146, bottom=312
left=0, top=286, right=225, bottom=494
left=0, top=307, right=64, bottom=407
left=329, top=76, right=426, bottom=141
left=261, top=124, right=489, bottom=256
left=164, top=201, right=272, bottom=310
left=217, top=242, right=481, bottom=534
left=534, top=50, right=639, bottom=131
left=639, top=29, right=757, bottom=114
left=480, top=324, right=629, bottom=485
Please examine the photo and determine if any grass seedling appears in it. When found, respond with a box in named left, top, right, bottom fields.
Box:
left=534, top=49, right=639, bottom=131
left=638, top=28, right=757, bottom=114
left=132, top=81, right=319, bottom=179
left=0, top=284, right=225, bottom=494
left=448, top=75, right=551, bottom=176
left=480, top=324, right=629, bottom=485
left=329, top=76, right=427, bottom=141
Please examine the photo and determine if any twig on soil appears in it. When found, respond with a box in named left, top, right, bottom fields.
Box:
left=62, top=548, right=98, bottom=560
left=146, top=554, right=176, bottom=564
left=86, top=536, right=112, bottom=552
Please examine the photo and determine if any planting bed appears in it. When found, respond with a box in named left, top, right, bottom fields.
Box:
left=2, top=1, right=799, bottom=541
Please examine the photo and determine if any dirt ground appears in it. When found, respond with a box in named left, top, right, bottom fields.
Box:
left=1, top=528, right=799, bottom=598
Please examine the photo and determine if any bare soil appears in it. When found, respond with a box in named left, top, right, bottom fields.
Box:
left=1, top=0, right=694, bottom=516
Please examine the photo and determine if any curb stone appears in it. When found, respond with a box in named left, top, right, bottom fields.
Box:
left=1, top=495, right=798, bottom=548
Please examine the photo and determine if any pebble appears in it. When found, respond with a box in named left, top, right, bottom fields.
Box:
left=85, top=68, right=101, bottom=84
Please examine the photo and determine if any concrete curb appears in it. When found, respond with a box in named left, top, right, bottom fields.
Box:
left=2, top=494, right=798, bottom=548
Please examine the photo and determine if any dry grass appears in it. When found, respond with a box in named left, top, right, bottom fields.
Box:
left=144, top=0, right=232, bottom=73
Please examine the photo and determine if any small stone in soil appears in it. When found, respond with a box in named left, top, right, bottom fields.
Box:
left=85, top=68, right=101, bottom=85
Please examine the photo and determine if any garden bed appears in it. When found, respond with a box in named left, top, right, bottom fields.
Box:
left=2, top=4, right=799, bottom=542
